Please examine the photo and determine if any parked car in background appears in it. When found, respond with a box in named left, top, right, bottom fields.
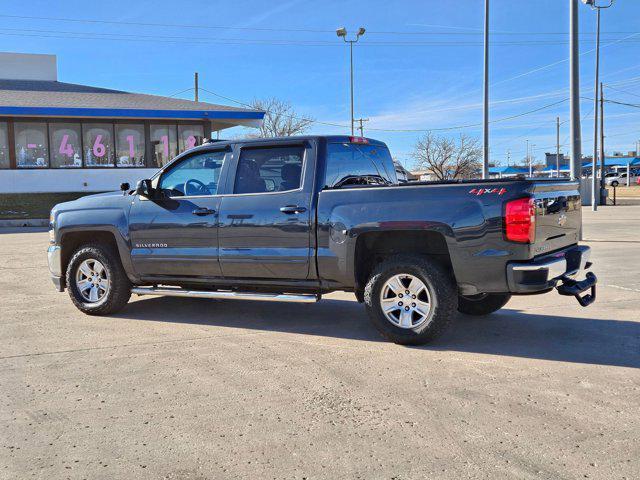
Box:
left=606, top=172, right=639, bottom=187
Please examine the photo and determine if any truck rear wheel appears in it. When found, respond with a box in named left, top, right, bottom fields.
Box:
left=66, top=243, right=131, bottom=315
left=364, top=255, right=457, bottom=345
left=458, top=293, right=511, bottom=316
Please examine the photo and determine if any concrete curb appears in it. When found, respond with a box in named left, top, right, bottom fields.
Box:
left=0, top=218, right=49, bottom=227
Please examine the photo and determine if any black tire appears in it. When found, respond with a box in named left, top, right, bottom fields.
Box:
left=458, top=293, right=511, bottom=316
left=66, top=243, right=131, bottom=315
left=364, top=255, right=457, bottom=345
left=611, top=180, right=619, bottom=187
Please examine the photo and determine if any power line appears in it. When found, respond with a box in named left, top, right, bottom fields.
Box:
left=603, top=84, right=640, bottom=100
left=604, top=99, right=640, bottom=109
left=0, top=14, right=637, bottom=37
left=195, top=86, right=569, bottom=135
left=197, top=87, right=349, bottom=129
left=0, top=26, right=639, bottom=47
left=0, top=14, right=334, bottom=34
left=365, top=99, right=568, bottom=133
left=167, top=87, right=198, bottom=98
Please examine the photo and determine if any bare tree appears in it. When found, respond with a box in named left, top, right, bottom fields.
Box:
left=248, top=98, right=314, bottom=138
left=411, top=132, right=482, bottom=180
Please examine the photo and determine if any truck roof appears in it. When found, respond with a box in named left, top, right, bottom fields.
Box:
left=201, top=135, right=388, bottom=148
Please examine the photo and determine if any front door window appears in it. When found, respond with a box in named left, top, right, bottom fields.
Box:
left=159, top=151, right=225, bottom=197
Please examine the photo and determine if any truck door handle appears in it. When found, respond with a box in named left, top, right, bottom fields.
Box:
left=280, top=205, right=307, bottom=214
left=192, top=207, right=216, bottom=216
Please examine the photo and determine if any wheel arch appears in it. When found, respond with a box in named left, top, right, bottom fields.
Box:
left=353, top=229, right=455, bottom=294
left=59, top=227, right=135, bottom=285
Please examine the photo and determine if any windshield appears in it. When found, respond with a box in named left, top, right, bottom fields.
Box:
left=325, top=142, right=397, bottom=188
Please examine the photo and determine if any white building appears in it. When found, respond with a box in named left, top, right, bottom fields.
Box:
left=0, top=52, right=263, bottom=196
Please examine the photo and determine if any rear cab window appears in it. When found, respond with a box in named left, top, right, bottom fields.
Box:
left=325, top=141, right=397, bottom=188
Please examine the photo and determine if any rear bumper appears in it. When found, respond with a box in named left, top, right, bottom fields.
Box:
left=507, top=245, right=591, bottom=294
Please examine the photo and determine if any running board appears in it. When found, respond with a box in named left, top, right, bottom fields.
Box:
left=131, top=286, right=320, bottom=303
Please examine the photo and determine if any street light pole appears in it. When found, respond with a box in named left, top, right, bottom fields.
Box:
left=350, top=40, right=354, bottom=135
left=581, top=0, right=614, bottom=211
left=482, top=0, right=490, bottom=179
left=337, top=27, right=366, bottom=136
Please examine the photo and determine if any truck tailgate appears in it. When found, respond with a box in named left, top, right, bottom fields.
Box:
left=531, top=181, right=581, bottom=256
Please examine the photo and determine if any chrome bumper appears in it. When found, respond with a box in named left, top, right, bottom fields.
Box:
left=507, top=245, right=592, bottom=293
left=47, top=245, right=62, bottom=276
left=48, top=245, right=64, bottom=291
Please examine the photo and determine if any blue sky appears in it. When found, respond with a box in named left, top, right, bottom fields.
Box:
left=1, top=0, right=639, bottom=168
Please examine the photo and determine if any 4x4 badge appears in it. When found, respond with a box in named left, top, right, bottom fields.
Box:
left=469, top=187, right=507, bottom=196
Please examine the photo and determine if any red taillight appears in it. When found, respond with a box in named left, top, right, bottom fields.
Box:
left=504, top=197, right=535, bottom=243
left=349, top=136, right=369, bottom=144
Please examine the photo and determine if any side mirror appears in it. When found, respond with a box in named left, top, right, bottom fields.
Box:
left=120, top=182, right=130, bottom=195
left=135, top=179, right=154, bottom=197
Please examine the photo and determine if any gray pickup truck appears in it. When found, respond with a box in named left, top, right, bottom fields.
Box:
left=48, top=135, right=596, bottom=345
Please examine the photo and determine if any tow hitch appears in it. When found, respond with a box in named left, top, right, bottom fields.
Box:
left=556, top=272, right=597, bottom=307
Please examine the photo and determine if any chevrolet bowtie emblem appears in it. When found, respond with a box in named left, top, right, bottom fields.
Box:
left=557, top=213, right=567, bottom=227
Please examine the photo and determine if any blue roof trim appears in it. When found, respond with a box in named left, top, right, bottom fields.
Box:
left=582, top=157, right=640, bottom=167
left=0, top=106, right=265, bottom=120
left=489, top=166, right=529, bottom=174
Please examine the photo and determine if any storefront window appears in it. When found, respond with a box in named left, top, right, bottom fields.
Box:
left=83, top=124, right=114, bottom=167
left=115, top=124, right=145, bottom=167
left=0, top=122, right=8, bottom=169
left=178, top=124, right=204, bottom=153
left=15, top=122, right=49, bottom=168
left=150, top=124, right=178, bottom=167
left=49, top=123, right=82, bottom=168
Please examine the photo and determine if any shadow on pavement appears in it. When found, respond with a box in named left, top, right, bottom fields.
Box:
left=115, top=297, right=640, bottom=369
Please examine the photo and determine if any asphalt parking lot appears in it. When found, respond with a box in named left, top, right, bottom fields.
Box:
left=1, top=206, right=639, bottom=480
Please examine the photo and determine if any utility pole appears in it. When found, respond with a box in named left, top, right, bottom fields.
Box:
left=507, top=150, right=511, bottom=166
left=570, top=0, right=582, bottom=183
left=194, top=72, right=199, bottom=102
left=526, top=139, right=529, bottom=175
left=591, top=5, right=601, bottom=210
left=556, top=117, right=561, bottom=178
left=530, top=144, right=536, bottom=177
left=482, top=0, right=490, bottom=179
left=355, top=118, right=369, bottom=137
left=599, top=82, right=605, bottom=204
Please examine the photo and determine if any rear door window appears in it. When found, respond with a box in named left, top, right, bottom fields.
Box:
left=234, top=146, right=304, bottom=194
left=325, top=142, right=397, bottom=188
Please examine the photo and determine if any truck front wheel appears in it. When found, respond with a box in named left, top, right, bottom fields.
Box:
left=66, top=243, right=131, bottom=315
left=364, top=255, right=457, bottom=345
left=458, top=293, right=511, bottom=316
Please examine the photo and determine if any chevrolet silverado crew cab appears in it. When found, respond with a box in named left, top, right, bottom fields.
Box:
left=48, top=135, right=596, bottom=345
